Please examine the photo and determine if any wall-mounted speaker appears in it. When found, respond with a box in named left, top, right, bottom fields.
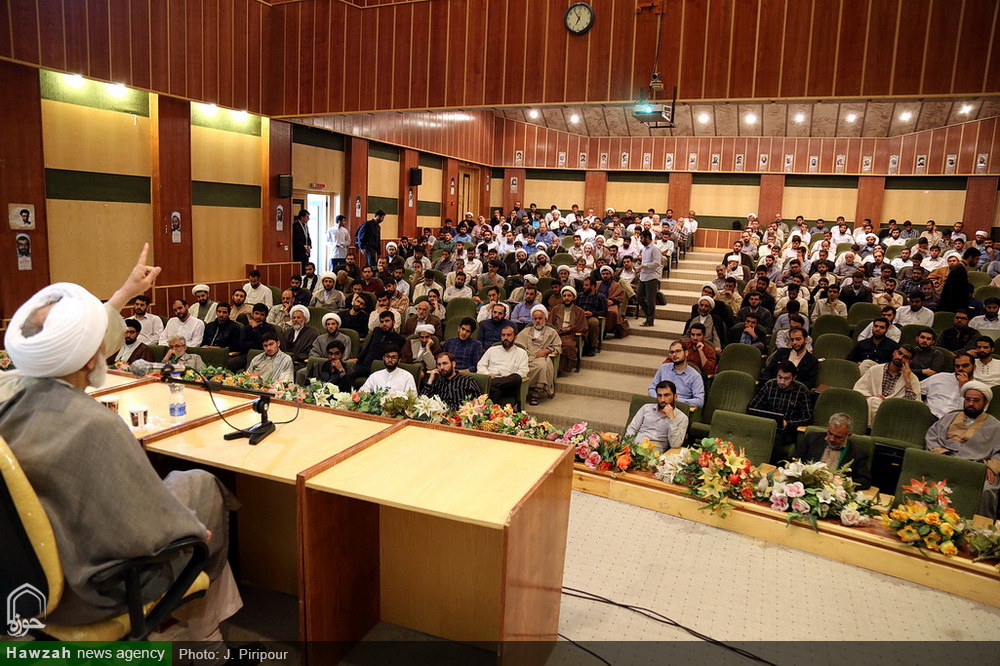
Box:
left=409, top=167, right=423, bottom=187
left=277, top=174, right=293, bottom=198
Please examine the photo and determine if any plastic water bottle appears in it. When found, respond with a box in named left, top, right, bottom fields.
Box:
left=168, top=380, right=187, bottom=420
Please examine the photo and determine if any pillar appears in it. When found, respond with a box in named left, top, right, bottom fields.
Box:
left=502, top=168, right=526, bottom=214
left=667, top=172, right=692, bottom=216
left=150, top=95, right=194, bottom=285
left=442, top=158, right=459, bottom=225
left=758, top=174, right=785, bottom=224
left=963, top=176, right=999, bottom=238
left=345, top=137, right=369, bottom=241
left=398, top=148, right=418, bottom=238
left=262, top=119, right=293, bottom=263
left=584, top=171, right=607, bottom=215
left=855, top=176, right=886, bottom=226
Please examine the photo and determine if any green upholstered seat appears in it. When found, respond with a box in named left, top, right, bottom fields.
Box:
left=870, top=398, right=935, bottom=450
left=815, top=358, right=862, bottom=390
left=893, top=448, right=988, bottom=520
left=716, top=343, right=764, bottom=379
left=813, top=333, right=855, bottom=360
left=708, top=410, right=777, bottom=467
left=688, top=370, right=756, bottom=440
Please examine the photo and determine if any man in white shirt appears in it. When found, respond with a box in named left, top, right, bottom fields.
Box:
left=243, top=269, right=273, bottom=307
left=360, top=346, right=417, bottom=393
left=443, top=271, right=474, bottom=302
left=577, top=219, right=598, bottom=244
left=831, top=222, right=854, bottom=246
left=246, top=334, right=294, bottom=384
left=477, top=325, right=529, bottom=407
left=972, top=336, right=1000, bottom=385
left=921, top=353, right=975, bottom=419
left=326, top=214, right=350, bottom=270
left=895, top=292, right=934, bottom=327
left=159, top=298, right=205, bottom=347
left=856, top=306, right=902, bottom=342
left=971, top=297, right=1000, bottom=332
left=130, top=294, right=163, bottom=345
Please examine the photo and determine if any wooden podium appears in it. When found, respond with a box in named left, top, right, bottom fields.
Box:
left=298, top=421, right=574, bottom=653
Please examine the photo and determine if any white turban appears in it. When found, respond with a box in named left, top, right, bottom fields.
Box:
left=701, top=282, right=717, bottom=294
left=698, top=296, right=715, bottom=308
left=414, top=324, right=435, bottom=335
left=290, top=304, right=310, bottom=319
left=322, top=313, right=341, bottom=326
left=321, top=271, right=336, bottom=281
left=584, top=241, right=595, bottom=248
left=599, top=266, right=613, bottom=275
left=530, top=304, right=548, bottom=316
left=192, top=284, right=210, bottom=294
left=557, top=265, right=570, bottom=273
left=516, top=249, right=527, bottom=257
left=561, top=286, right=577, bottom=297
left=523, top=275, right=539, bottom=284
left=385, top=242, right=397, bottom=250
left=6, top=283, right=108, bottom=378
left=726, top=255, right=741, bottom=263
left=536, top=243, right=547, bottom=250
left=961, top=381, right=993, bottom=403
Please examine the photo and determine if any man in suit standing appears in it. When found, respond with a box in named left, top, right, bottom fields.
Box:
left=357, top=210, right=385, bottom=268
left=292, top=209, right=313, bottom=271
left=795, top=413, right=872, bottom=489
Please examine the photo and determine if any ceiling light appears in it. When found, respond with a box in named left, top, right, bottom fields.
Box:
left=232, top=109, right=248, bottom=122
left=845, top=112, right=858, bottom=123
left=960, top=104, right=973, bottom=114
left=744, top=113, right=757, bottom=124
left=106, top=83, right=128, bottom=98
left=697, top=112, right=710, bottom=124
left=569, top=114, right=580, bottom=124
left=899, top=111, right=913, bottom=121
left=793, top=112, right=806, bottom=123
left=528, top=109, right=539, bottom=119
left=66, top=74, right=85, bottom=88
left=200, top=103, right=218, bottom=116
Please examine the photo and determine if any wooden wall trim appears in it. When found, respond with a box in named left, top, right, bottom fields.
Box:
left=855, top=176, right=886, bottom=230
left=398, top=148, right=418, bottom=237
left=151, top=95, right=194, bottom=285
left=264, top=119, right=293, bottom=262
left=962, top=176, right=1000, bottom=236
left=346, top=136, right=369, bottom=238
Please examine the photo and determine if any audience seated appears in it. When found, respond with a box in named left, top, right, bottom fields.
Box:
left=402, top=300, right=443, bottom=338
left=514, top=305, right=560, bottom=405
left=401, top=324, right=441, bottom=373
left=202, top=302, right=241, bottom=350
left=763, top=327, right=818, bottom=388
left=732, top=312, right=770, bottom=355
left=162, top=334, right=205, bottom=371
left=108, top=318, right=154, bottom=365
left=938, top=310, right=978, bottom=352
left=476, top=325, right=529, bottom=407
left=266, top=290, right=295, bottom=332
left=309, top=313, right=352, bottom=360
left=971, top=335, right=1000, bottom=385
left=301, top=339, right=351, bottom=390
left=811, top=284, right=847, bottom=322
left=846, top=317, right=899, bottom=368
left=242, top=269, right=273, bottom=306
left=648, top=341, right=705, bottom=407
left=626, top=380, right=689, bottom=453
left=683, top=325, right=717, bottom=375
left=246, top=333, right=293, bottom=383
left=796, top=413, right=872, bottom=489
left=160, top=298, right=205, bottom=346
left=896, top=291, right=934, bottom=326
left=190, top=284, right=218, bottom=321
left=360, top=346, right=416, bottom=393
left=311, top=271, right=345, bottom=310
left=339, top=294, right=371, bottom=341
left=419, top=351, right=483, bottom=410
left=747, top=360, right=812, bottom=454
left=282, top=305, right=319, bottom=371
left=548, top=286, right=590, bottom=373
left=130, top=294, right=163, bottom=344
left=683, top=296, right=724, bottom=353
left=854, top=345, right=920, bottom=426
left=921, top=353, right=975, bottom=419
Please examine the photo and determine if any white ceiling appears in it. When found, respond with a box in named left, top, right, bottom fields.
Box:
left=490, top=98, right=1000, bottom=138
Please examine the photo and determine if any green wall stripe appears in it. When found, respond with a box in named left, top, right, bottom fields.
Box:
left=45, top=169, right=150, bottom=203
left=368, top=196, right=398, bottom=215
left=419, top=153, right=444, bottom=168
left=369, top=143, right=400, bottom=162
left=607, top=171, right=670, bottom=184
left=291, top=124, right=344, bottom=150
left=885, top=176, right=967, bottom=190
left=785, top=175, right=859, bottom=189
left=491, top=167, right=504, bottom=178
left=39, top=70, right=149, bottom=117
left=417, top=201, right=442, bottom=216
left=694, top=215, right=749, bottom=230
left=691, top=173, right=760, bottom=186
left=191, top=181, right=261, bottom=208
left=525, top=169, right=586, bottom=182
left=190, top=104, right=261, bottom=136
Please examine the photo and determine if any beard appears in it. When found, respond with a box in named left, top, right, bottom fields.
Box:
left=963, top=405, right=984, bottom=419
left=501, top=339, right=513, bottom=349
left=87, top=361, right=108, bottom=389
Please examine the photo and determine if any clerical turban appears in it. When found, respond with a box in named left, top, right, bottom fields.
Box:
left=290, top=304, right=310, bottom=319
left=961, top=380, right=992, bottom=403
left=415, top=324, right=435, bottom=335
left=385, top=242, right=397, bottom=250
left=701, top=282, right=717, bottom=294
left=192, top=284, right=210, bottom=294
left=557, top=265, right=570, bottom=273
left=6, top=282, right=108, bottom=378
left=561, top=286, right=577, bottom=297
left=698, top=296, right=716, bottom=308
left=322, top=313, right=341, bottom=326
left=530, top=304, right=548, bottom=316
left=599, top=266, right=613, bottom=275
left=523, top=275, right=539, bottom=284
left=321, top=271, right=336, bottom=281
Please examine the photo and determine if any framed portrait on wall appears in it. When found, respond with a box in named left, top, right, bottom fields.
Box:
left=710, top=154, right=720, bottom=171
left=688, top=152, right=698, bottom=169
left=861, top=156, right=872, bottom=173
left=170, top=211, right=182, bottom=243
left=620, top=152, right=629, bottom=168
left=514, top=150, right=524, bottom=166
left=509, top=177, right=519, bottom=193
left=579, top=152, right=588, bottom=167
left=945, top=154, right=957, bottom=174
left=888, top=154, right=899, bottom=175
left=8, top=204, right=35, bottom=230
left=808, top=156, right=818, bottom=173
left=558, top=151, right=567, bottom=167
left=915, top=155, right=927, bottom=174
left=642, top=153, right=651, bottom=169
left=275, top=204, right=284, bottom=231
left=664, top=153, right=674, bottom=170
left=734, top=154, right=744, bottom=171
left=758, top=153, right=768, bottom=169
left=783, top=154, right=793, bottom=172
left=16, top=233, right=32, bottom=271
left=599, top=153, right=609, bottom=168
left=976, top=154, right=989, bottom=174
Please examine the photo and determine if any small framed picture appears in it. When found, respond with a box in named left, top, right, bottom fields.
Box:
left=688, top=152, right=698, bottom=169
left=275, top=204, right=284, bottom=231
left=579, top=152, right=588, bottom=168
left=710, top=154, right=721, bottom=171
left=783, top=154, right=794, bottom=172
left=8, top=204, right=35, bottom=230
left=945, top=154, right=957, bottom=174
left=599, top=153, right=609, bottom=168
left=758, top=153, right=768, bottom=169
left=862, top=156, right=872, bottom=173
left=170, top=211, right=182, bottom=244
left=16, top=232, right=32, bottom=271
left=664, top=153, right=674, bottom=170
left=642, top=152, right=651, bottom=169
left=976, top=153, right=989, bottom=174
left=514, top=150, right=524, bottom=166
left=620, top=152, right=629, bottom=168
left=734, top=154, right=744, bottom=171
left=509, top=177, right=519, bottom=193
left=915, top=155, right=927, bottom=174
left=835, top=154, right=846, bottom=173
left=888, top=154, right=899, bottom=174
left=558, top=151, right=567, bottom=167
left=808, top=155, right=818, bottom=172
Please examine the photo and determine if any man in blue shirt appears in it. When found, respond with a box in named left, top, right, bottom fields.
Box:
left=511, top=285, right=541, bottom=325
left=535, top=223, right=558, bottom=249
left=478, top=302, right=516, bottom=348
left=647, top=340, right=705, bottom=407
left=442, top=317, right=484, bottom=371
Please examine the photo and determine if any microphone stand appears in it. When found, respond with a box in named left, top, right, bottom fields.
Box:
left=161, top=370, right=276, bottom=445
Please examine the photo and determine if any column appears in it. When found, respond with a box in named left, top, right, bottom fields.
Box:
left=667, top=172, right=692, bottom=216
left=962, top=176, right=999, bottom=238
left=584, top=171, right=607, bottom=215
left=502, top=168, right=527, bottom=213
left=262, top=119, right=293, bottom=263
left=345, top=137, right=369, bottom=241
left=442, top=158, right=459, bottom=224
left=397, top=148, right=418, bottom=239
left=150, top=95, right=193, bottom=285
left=855, top=176, right=886, bottom=226
left=758, top=174, right=785, bottom=223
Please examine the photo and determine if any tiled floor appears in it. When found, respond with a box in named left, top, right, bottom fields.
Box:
left=223, top=490, right=1000, bottom=662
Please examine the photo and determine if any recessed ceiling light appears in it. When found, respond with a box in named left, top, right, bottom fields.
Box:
left=745, top=113, right=757, bottom=124
left=845, top=112, right=858, bottom=123
left=106, top=83, right=128, bottom=98
left=66, top=74, right=85, bottom=88
left=960, top=104, right=973, bottom=115
left=232, top=109, right=249, bottom=122
left=697, top=112, right=711, bottom=124
left=793, top=112, right=806, bottom=123
left=569, top=114, right=580, bottom=124
left=899, top=111, right=913, bottom=121
left=528, top=109, right=540, bottom=119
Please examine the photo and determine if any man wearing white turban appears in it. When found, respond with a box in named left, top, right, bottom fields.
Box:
left=282, top=304, right=319, bottom=372
left=401, top=323, right=441, bottom=372
left=310, top=271, right=345, bottom=310
left=0, top=244, right=242, bottom=643
left=514, top=304, right=560, bottom=405
left=190, top=284, right=217, bottom=322
left=925, top=380, right=1000, bottom=518
left=548, top=286, right=589, bottom=374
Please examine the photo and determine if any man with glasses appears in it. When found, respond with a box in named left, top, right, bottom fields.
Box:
left=647, top=340, right=705, bottom=407
left=796, top=413, right=872, bottom=489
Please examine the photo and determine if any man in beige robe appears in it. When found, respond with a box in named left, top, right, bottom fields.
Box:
left=548, top=286, right=588, bottom=374
left=853, top=345, right=921, bottom=427
left=515, top=304, right=560, bottom=404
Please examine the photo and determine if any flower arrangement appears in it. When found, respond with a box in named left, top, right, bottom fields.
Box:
left=964, top=527, right=1000, bottom=571
left=654, top=438, right=759, bottom=516
left=756, top=460, right=876, bottom=529
left=563, top=423, right=658, bottom=473
left=881, top=478, right=966, bottom=556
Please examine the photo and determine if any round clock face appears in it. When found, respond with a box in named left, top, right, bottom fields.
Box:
left=565, top=2, right=594, bottom=35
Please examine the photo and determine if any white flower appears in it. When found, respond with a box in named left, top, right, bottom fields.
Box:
left=771, top=481, right=787, bottom=497
left=791, top=498, right=810, bottom=514
left=835, top=487, right=848, bottom=502
left=784, top=461, right=805, bottom=478
left=840, top=507, right=865, bottom=527
left=757, top=477, right=770, bottom=493
left=816, top=488, right=835, bottom=504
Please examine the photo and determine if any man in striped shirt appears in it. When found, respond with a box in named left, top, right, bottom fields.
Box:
left=420, top=352, right=484, bottom=410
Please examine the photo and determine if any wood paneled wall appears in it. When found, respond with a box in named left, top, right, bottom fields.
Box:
left=492, top=116, right=1000, bottom=177
left=270, top=0, right=1000, bottom=116
left=264, top=119, right=293, bottom=262
left=152, top=95, right=194, bottom=285
left=2, top=0, right=270, bottom=115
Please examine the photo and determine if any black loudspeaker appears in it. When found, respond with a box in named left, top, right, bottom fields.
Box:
left=409, top=167, right=423, bottom=187
left=277, top=174, right=293, bottom=198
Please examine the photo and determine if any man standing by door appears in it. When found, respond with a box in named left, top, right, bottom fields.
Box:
left=357, top=210, right=385, bottom=268
left=292, top=208, right=312, bottom=271
left=327, top=214, right=350, bottom=271
left=638, top=230, right=662, bottom=327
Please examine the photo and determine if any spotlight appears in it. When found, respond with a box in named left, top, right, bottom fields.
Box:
left=793, top=112, right=805, bottom=123
left=697, top=113, right=710, bottom=124
left=845, top=113, right=858, bottom=123
left=960, top=104, right=973, bottom=115
left=528, top=109, right=539, bottom=119
left=900, top=111, right=912, bottom=121
left=232, top=109, right=249, bottom=121
left=745, top=113, right=757, bottom=124
left=107, top=83, right=128, bottom=98
left=569, top=114, right=580, bottom=124
left=66, top=74, right=85, bottom=88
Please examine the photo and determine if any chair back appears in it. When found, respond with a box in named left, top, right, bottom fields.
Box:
left=462, top=371, right=491, bottom=396
left=835, top=242, right=854, bottom=255
left=267, top=286, right=281, bottom=304
left=798, top=425, right=874, bottom=479
left=973, top=285, right=1000, bottom=301
left=814, top=359, right=862, bottom=390
left=307, top=307, right=329, bottom=332
left=893, top=448, right=987, bottom=520
left=811, top=387, right=867, bottom=431
left=701, top=370, right=756, bottom=425
left=247, top=349, right=264, bottom=366
left=884, top=245, right=904, bottom=260
left=812, top=315, right=851, bottom=339
left=933, top=346, right=954, bottom=368
left=536, top=277, right=555, bottom=293
left=813, top=333, right=855, bottom=360
left=552, top=253, right=575, bottom=267
left=0, top=437, right=64, bottom=616
left=187, top=346, right=229, bottom=370
left=847, top=302, right=882, bottom=327
left=626, top=395, right=656, bottom=428
left=967, top=271, right=990, bottom=288
left=870, top=398, right=934, bottom=448
left=898, top=324, right=926, bottom=346
left=709, top=410, right=777, bottom=466
left=716, top=343, right=764, bottom=379
left=147, top=345, right=167, bottom=362
left=446, top=298, right=477, bottom=321
left=932, top=311, right=956, bottom=335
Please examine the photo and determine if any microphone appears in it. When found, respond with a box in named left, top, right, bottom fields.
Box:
left=127, top=360, right=176, bottom=378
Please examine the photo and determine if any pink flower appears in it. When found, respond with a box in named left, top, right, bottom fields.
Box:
left=791, top=498, right=810, bottom=514
left=785, top=481, right=806, bottom=498
left=770, top=494, right=789, bottom=511
left=585, top=451, right=601, bottom=469
left=566, top=422, right=588, bottom=437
